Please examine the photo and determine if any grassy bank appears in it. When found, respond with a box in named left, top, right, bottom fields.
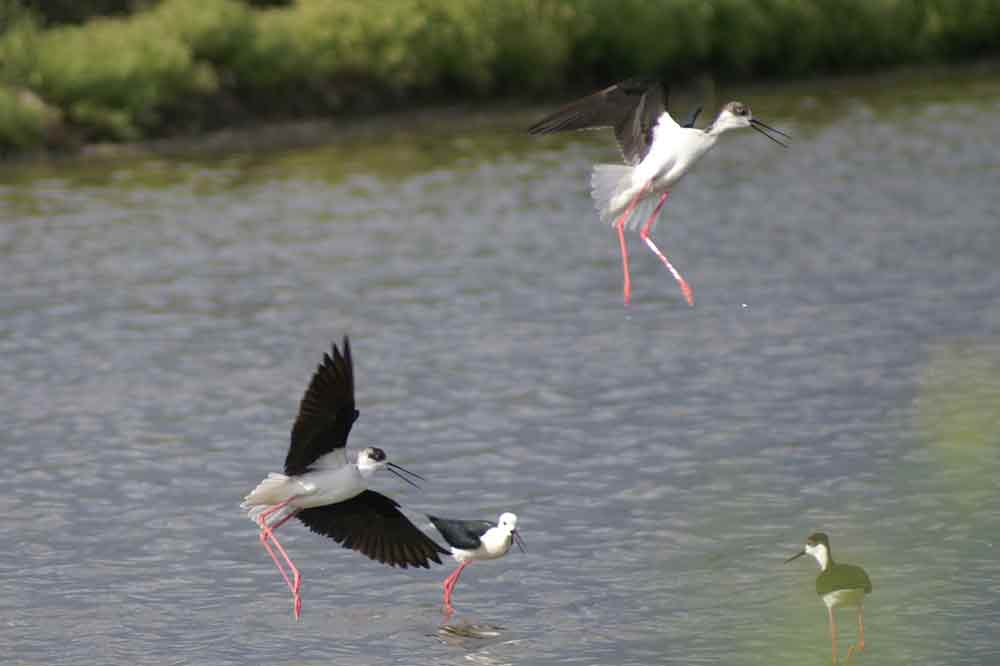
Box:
left=2, top=0, right=999, bottom=155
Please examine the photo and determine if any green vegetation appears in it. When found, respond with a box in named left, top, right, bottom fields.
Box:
left=1, top=0, right=999, bottom=155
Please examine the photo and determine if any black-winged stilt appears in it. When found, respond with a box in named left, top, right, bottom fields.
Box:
left=241, top=337, right=447, bottom=618
left=786, top=532, right=873, bottom=665
left=529, top=78, right=789, bottom=306
left=427, top=512, right=525, bottom=612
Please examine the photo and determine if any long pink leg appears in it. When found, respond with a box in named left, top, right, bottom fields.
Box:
left=616, top=222, right=631, bottom=306
left=259, top=525, right=303, bottom=618
left=613, top=183, right=652, bottom=306
left=259, top=510, right=299, bottom=588
left=638, top=191, right=694, bottom=306
left=844, top=606, right=865, bottom=664
left=858, top=605, right=865, bottom=651
left=256, top=500, right=304, bottom=618
left=828, top=607, right=839, bottom=665
left=442, top=562, right=470, bottom=610
left=846, top=605, right=866, bottom=663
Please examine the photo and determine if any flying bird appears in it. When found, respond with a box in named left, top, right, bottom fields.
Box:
left=529, top=78, right=789, bottom=306
left=428, top=512, right=525, bottom=613
left=786, top=532, right=873, bottom=665
left=241, top=337, right=446, bottom=618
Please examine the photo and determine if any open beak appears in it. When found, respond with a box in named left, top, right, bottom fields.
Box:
left=387, top=462, right=425, bottom=489
left=512, top=529, right=527, bottom=553
left=750, top=118, right=791, bottom=148
left=784, top=550, right=806, bottom=564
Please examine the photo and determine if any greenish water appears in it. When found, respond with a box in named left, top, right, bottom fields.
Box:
left=1, top=68, right=999, bottom=665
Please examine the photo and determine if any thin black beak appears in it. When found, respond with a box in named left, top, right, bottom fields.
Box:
left=750, top=118, right=790, bottom=148
left=785, top=550, right=806, bottom=564
left=387, top=462, right=425, bottom=489
left=512, top=530, right=526, bottom=554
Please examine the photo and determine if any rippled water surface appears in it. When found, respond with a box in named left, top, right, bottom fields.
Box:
left=3, top=68, right=1000, bottom=665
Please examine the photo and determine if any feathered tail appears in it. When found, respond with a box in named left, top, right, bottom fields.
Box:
left=241, top=473, right=298, bottom=526
left=591, top=164, right=657, bottom=232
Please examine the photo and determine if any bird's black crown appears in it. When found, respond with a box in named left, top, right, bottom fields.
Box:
left=806, top=532, right=830, bottom=547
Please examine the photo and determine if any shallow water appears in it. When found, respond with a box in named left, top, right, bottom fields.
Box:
left=2, top=67, right=1000, bottom=665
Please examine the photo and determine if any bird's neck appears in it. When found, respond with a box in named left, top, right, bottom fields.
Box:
left=481, top=527, right=513, bottom=555
left=355, top=463, right=378, bottom=481
left=704, top=123, right=729, bottom=142
left=812, top=546, right=832, bottom=572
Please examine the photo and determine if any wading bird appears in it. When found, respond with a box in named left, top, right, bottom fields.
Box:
left=427, top=512, right=525, bottom=613
left=242, top=337, right=446, bottom=618
left=786, top=532, right=873, bottom=665
left=529, top=78, right=789, bottom=306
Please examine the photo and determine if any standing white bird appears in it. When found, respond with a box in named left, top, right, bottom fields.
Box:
left=427, top=512, right=525, bottom=613
left=529, top=78, right=789, bottom=306
left=241, top=337, right=446, bottom=618
left=786, top=532, right=873, bottom=665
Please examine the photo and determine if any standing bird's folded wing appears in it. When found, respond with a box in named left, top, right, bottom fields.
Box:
left=427, top=515, right=495, bottom=550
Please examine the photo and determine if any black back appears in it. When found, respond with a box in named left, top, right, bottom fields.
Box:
left=817, top=562, right=873, bottom=596
left=297, top=490, right=448, bottom=569
left=528, top=78, right=668, bottom=165
left=427, top=515, right=495, bottom=551
left=284, top=337, right=359, bottom=476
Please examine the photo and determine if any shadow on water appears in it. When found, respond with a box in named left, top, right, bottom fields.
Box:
left=436, top=618, right=507, bottom=643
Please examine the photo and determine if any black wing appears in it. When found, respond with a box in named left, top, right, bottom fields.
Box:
left=427, top=515, right=495, bottom=551
left=817, top=563, right=873, bottom=596
left=284, top=337, right=359, bottom=476
left=297, top=491, right=448, bottom=568
left=682, top=105, right=702, bottom=129
left=528, top=77, right=668, bottom=165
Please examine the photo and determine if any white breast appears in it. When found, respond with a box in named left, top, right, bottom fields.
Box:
left=653, top=128, right=717, bottom=188
left=453, top=526, right=512, bottom=563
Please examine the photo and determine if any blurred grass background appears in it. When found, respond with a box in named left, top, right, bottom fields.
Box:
left=1, top=0, right=999, bottom=155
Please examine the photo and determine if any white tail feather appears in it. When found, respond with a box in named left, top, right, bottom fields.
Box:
left=591, top=164, right=664, bottom=232
left=243, top=501, right=297, bottom=527
left=623, top=196, right=659, bottom=233
left=591, top=164, right=633, bottom=225
left=241, top=472, right=297, bottom=525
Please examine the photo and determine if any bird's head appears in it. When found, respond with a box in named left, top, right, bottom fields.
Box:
left=498, top=512, right=526, bottom=553
left=712, top=101, right=790, bottom=147
left=785, top=532, right=831, bottom=571
left=356, top=447, right=425, bottom=488
left=356, top=446, right=386, bottom=474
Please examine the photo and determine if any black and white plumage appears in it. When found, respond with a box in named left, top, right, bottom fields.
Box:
left=241, top=337, right=447, bottom=618
left=529, top=77, right=789, bottom=306
left=529, top=78, right=673, bottom=166
left=786, top=532, right=873, bottom=664
left=427, top=512, right=525, bottom=612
